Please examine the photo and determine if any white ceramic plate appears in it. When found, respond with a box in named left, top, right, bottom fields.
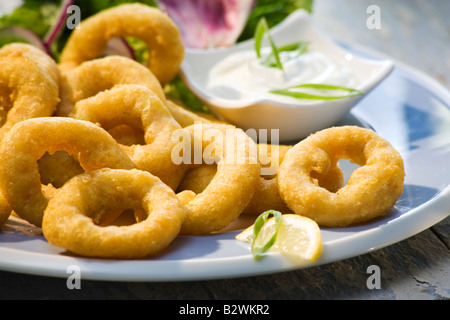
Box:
left=0, top=45, right=449, bottom=282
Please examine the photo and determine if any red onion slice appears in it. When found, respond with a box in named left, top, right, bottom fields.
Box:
left=158, top=0, right=255, bottom=49
left=103, top=38, right=136, bottom=60
left=0, top=26, right=50, bottom=55
left=44, top=0, right=75, bottom=48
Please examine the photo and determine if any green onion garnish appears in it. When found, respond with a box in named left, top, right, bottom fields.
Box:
left=270, top=83, right=364, bottom=101
left=254, top=17, right=283, bottom=70
left=252, top=210, right=283, bottom=259
left=262, top=41, right=309, bottom=68
left=254, top=18, right=361, bottom=101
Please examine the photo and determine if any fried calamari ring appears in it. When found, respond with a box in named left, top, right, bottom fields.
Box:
left=177, top=139, right=345, bottom=216
left=0, top=43, right=60, bottom=85
left=278, top=126, right=405, bottom=227
left=71, top=84, right=187, bottom=189
left=178, top=144, right=293, bottom=215
left=104, top=98, right=222, bottom=146
left=42, top=169, right=186, bottom=259
left=176, top=123, right=260, bottom=235
left=179, top=167, right=291, bottom=215
left=59, top=3, right=184, bottom=85
left=0, top=117, right=135, bottom=227
left=0, top=44, right=78, bottom=190
left=242, top=144, right=292, bottom=215
left=178, top=143, right=345, bottom=215
left=57, top=55, right=166, bottom=116
left=0, top=54, right=60, bottom=141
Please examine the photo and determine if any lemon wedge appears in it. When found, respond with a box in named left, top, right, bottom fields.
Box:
left=236, top=213, right=323, bottom=262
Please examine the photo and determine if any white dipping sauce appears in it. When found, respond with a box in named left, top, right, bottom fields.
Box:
left=206, top=49, right=358, bottom=103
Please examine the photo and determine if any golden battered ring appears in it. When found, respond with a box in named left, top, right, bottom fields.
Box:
left=176, top=123, right=260, bottom=235
left=0, top=43, right=60, bottom=86
left=59, top=3, right=184, bottom=86
left=0, top=117, right=135, bottom=227
left=278, top=126, right=405, bottom=227
left=0, top=53, right=60, bottom=141
left=57, top=55, right=166, bottom=116
left=177, top=142, right=345, bottom=215
left=42, top=168, right=186, bottom=259
left=178, top=144, right=293, bottom=215
left=71, top=84, right=188, bottom=189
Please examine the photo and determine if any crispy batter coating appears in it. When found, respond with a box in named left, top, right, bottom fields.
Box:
left=0, top=43, right=62, bottom=226
left=178, top=142, right=345, bottom=216
left=278, top=126, right=405, bottom=227
left=0, top=117, right=135, bottom=227
left=71, top=84, right=188, bottom=189
left=242, top=144, right=292, bottom=214
left=42, top=169, right=186, bottom=259
left=0, top=54, right=59, bottom=141
left=0, top=43, right=60, bottom=86
left=59, top=4, right=184, bottom=86
left=57, top=55, right=166, bottom=116
left=178, top=144, right=293, bottom=215
left=178, top=123, right=260, bottom=235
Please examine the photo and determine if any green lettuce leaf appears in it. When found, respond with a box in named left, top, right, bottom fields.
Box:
left=238, top=0, right=314, bottom=42
left=0, top=0, right=60, bottom=39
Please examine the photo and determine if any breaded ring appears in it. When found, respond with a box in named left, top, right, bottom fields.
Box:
left=71, top=84, right=188, bottom=189
left=59, top=3, right=184, bottom=86
left=0, top=55, right=60, bottom=141
left=177, top=141, right=345, bottom=216
left=278, top=126, right=405, bottom=227
left=177, top=123, right=260, bottom=235
left=0, top=117, right=135, bottom=227
left=178, top=144, right=293, bottom=215
left=0, top=43, right=60, bottom=86
left=57, top=55, right=166, bottom=116
left=242, top=143, right=292, bottom=214
left=42, top=169, right=186, bottom=259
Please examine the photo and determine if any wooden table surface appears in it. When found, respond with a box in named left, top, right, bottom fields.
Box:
left=0, top=0, right=449, bottom=301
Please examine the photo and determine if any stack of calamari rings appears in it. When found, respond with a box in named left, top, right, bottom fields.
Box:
left=0, top=4, right=405, bottom=259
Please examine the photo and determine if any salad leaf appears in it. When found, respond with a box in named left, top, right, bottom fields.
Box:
left=0, top=0, right=159, bottom=59
left=157, top=0, right=255, bottom=49
left=164, top=75, right=211, bottom=113
left=238, top=0, right=314, bottom=42
left=0, top=0, right=60, bottom=39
